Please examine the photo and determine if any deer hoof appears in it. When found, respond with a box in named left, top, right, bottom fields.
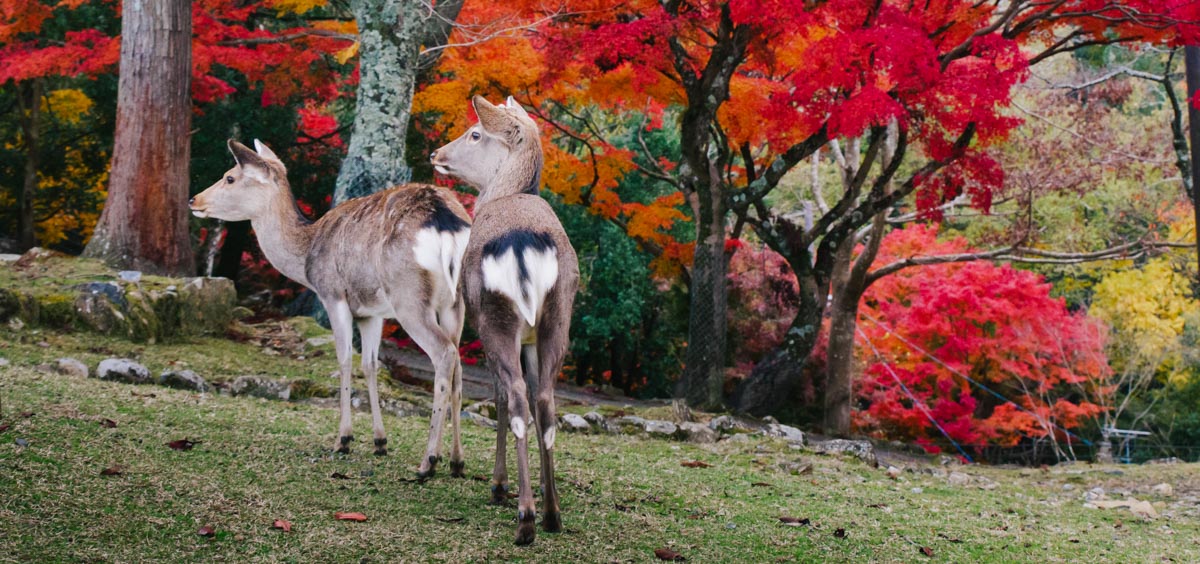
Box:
left=416, top=455, right=441, bottom=481
left=489, top=484, right=509, bottom=506
left=373, top=438, right=388, bottom=457
left=334, top=435, right=353, bottom=454
left=449, top=460, right=466, bottom=478
left=514, top=510, right=537, bottom=546
left=542, top=511, right=562, bottom=533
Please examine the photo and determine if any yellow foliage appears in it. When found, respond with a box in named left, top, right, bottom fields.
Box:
left=42, top=89, right=93, bottom=124
left=1090, top=258, right=1198, bottom=384
left=334, top=42, right=359, bottom=65
left=267, top=0, right=327, bottom=15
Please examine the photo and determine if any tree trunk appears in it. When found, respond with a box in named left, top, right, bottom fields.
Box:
left=84, top=0, right=194, bottom=276
left=823, top=243, right=859, bottom=436
left=16, top=80, right=41, bottom=251
left=333, top=0, right=426, bottom=203
left=1184, top=45, right=1200, bottom=282
left=678, top=212, right=730, bottom=409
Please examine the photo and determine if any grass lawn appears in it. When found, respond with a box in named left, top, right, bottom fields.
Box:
left=1, top=328, right=1198, bottom=562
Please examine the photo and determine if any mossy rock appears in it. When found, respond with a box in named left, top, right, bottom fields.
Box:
left=288, top=378, right=337, bottom=400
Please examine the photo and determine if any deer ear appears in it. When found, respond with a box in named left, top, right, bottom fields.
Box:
left=505, top=96, right=530, bottom=120
left=228, top=139, right=271, bottom=183
left=253, top=139, right=281, bottom=162
left=472, top=95, right=510, bottom=135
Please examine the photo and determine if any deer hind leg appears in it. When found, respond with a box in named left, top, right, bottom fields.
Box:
left=490, top=380, right=510, bottom=505
left=439, top=297, right=467, bottom=477
left=535, top=335, right=568, bottom=532
left=398, top=303, right=458, bottom=480
left=326, top=299, right=356, bottom=454
left=483, top=337, right=535, bottom=545
left=357, top=316, right=388, bottom=456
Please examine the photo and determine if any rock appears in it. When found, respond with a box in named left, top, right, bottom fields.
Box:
left=380, top=398, right=427, bottom=418
left=583, top=411, right=606, bottom=426
left=778, top=460, right=813, bottom=475
left=678, top=421, right=716, bottom=444
left=54, top=357, right=88, bottom=378
left=947, top=471, right=971, bottom=486
left=644, top=420, right=678, bottom=438
left=886, top=466, right=902, bottom=479
left=1062, top=484, right=1076, bottom=492
left=723, top=433, right=753, bottom=444
left=461, top=410, right=497, bottom=429
left=1147, top=457, right=1180, bottom=465
left=94, top=358, right=151, bottom=385
left=466, top=400, right=497, bottom=420
left=560, top=413, right=591, bottom=432
left=305, top=335, right=335, bottom=348
left=709, top=415, right=759, bottom=434
left=911, top=487, right=924, bottom=494
left=1151, top=483, right=1174, bottom=497
left=608, top=415, right=648, bottom=434
left=177, top=277, right=237, bottom=335
left=118, top=270, right=142, bottom=283
left=0, top=253, right=20, bottom=262
left=1090, top=498, right=1158, bottom=519
left=159, top=369, right=210, bottom=392
left=809, top=439, right=878, bottom=467
left=764, top=423, right=805, bottom=444
left=0, top=357, right=9, bottom=367
left=229, top=375, right=291, bottom=400
left=1085, top=487, right=1106, bottom=502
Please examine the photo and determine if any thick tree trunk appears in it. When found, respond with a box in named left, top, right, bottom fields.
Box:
left=333, top=0, right=426, bottom=203
left=84, top=0, right=194, bottom=276
left=16, top=80, right=41, bottom=251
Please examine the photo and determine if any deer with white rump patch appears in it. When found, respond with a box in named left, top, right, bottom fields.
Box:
left=432, top=96, right=579, bottom=546
left=190, top=139, right=469, bottom=480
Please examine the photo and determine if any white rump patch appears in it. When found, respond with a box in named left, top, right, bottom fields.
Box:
left=543, top=425, right=556, bottom=450
left=481, top=246, right=558, bottom=326
left=511, top=416, right=527, bottom=440
left=412, top=227, right=470, bottom=293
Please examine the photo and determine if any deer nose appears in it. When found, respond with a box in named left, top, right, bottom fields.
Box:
left=429, top=150, right=438, bottom=162
left=188, top=197, right=195, bottom=207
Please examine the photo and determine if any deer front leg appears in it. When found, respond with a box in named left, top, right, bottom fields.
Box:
left=326, top=300, right=356, bottom=454
left=357, top=317, right=387, bottom=456
left=490, top=381, right=510, bottom=505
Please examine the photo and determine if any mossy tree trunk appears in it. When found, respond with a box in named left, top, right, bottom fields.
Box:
left=333, top=0, right=463, bottom=204
left=84, top=0, right=194, bottom=276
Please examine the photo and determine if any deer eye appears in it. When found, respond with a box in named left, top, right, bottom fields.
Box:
left=226, top=175, right=235, bottom=184
left=470, top=131, right=481, bottom=141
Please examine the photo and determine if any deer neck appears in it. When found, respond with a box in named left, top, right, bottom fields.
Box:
left=250, top=185, right=314, bottom=288
left=476, top=145, right=543, bottom=209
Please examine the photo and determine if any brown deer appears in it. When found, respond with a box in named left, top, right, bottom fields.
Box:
left=190, top=139, right=469, bottom=480
left=431, top=96, right=579, bottom=546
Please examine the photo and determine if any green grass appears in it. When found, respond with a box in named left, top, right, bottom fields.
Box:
left=1, top=333, right=1199, bottom=562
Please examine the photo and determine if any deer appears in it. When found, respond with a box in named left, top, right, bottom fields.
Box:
left=190, top=139, right=469, bottom=480
left=431, top=96, right=579, bottom=546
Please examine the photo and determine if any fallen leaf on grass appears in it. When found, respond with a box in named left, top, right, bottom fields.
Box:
left=197, top=526, right=215, bottom=537
left=272, top=519, right=292, bottom=532
left=751, top=482, right=773, bottom=487
left=335, top=512, right=368, bottom=522
left=615, top=504, right=634, bottom=512
left=680, top=460, right=711, bottom=468
left=435, top=516, right=464, bottom=523
left=167, top=439, right=199, bottom=451
left=0, top=424, right=9, bottom=433
left=833, top=528, right=847, bottom=539
left=20, top=412, right=34, bottom=418
left=778, top=517, right=810, bottom=526
left=100, top=465, right=123, bottom=476
left=14, top=438, right=28, bottom=447
left=920, top=546, right=934, bottom=557
left=1090, top=499, right=1158, bottom=519
left=654, top=548, right=686, bottom=561
left=330, top=472, right=351, bottom=480
left=99, top=419, right=117, bottom=428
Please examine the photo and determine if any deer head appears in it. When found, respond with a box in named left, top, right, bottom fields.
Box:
left=190, top=139, right=288, bottom=221
left=430, top=96, right=542, bottom=200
